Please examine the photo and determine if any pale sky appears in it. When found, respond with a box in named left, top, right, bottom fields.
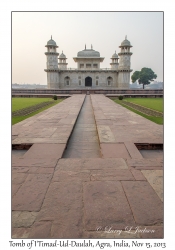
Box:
left=12, top=12, right=163, bottom=85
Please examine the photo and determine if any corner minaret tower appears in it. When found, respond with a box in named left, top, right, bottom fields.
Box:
left=44, top=36, right=59, bottom=88
left=118, top=36, right=133, bottom=88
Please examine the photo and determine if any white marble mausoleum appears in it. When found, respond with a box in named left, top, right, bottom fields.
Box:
left=44, top=36, right=133, bottom=89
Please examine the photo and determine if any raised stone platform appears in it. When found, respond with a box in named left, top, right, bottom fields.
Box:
left=12, top=93, right=71, bottom=98
left=12, top=94, right=163, bottom=239
left=12, top=88, right=163, bottom=97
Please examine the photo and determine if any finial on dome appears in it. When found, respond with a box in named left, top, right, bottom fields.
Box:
left=115, top=50, right=116, bottom=54
left=91, top=44, right=93, bottom=49
left=125, top=35, right=127, bottom=40
left=51, top=35, right=52, bottom=40
left=62, top=50, right=63, bottom=53
left=85, top=44, right=86, bottom=50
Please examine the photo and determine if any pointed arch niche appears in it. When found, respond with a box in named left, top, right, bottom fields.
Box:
left=64, top=76, right=70, bottom=86
left=107, top=76, right=113, bottom=86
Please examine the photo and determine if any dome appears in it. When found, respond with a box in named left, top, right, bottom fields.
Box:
left=59, top=51, right=66, bottom=58
left=77, top=49, right=100, bottom=57
left=47, top=36, right=57, bottom=46
left=121, top=39, right=131, bottom=46
left=112, top=51, right=118, bottom=58
left=120, top=36, right=132, bottom=47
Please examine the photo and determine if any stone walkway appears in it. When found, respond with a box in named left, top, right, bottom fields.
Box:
left=12, top=94, right=163, bottom=239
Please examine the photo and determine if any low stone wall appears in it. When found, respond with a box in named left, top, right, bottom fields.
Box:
left=12, top=88, right=163, bottom=97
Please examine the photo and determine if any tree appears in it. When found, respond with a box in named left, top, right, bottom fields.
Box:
left=131, top=68, right=157, bottom=89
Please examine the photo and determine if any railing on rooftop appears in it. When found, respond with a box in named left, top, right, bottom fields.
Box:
left=60, top=68, right=114, bottom=70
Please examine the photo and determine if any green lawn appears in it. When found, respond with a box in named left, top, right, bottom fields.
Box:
left=12, top=97, right=56, bottom=112
left=112, top=98, right=163, bottom=125
left=12, top=97, right=63, bottom=125
left=124, top=98, right=163, bottom=112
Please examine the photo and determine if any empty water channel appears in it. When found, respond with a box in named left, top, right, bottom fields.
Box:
left=63, top=95, right=101, bottom=158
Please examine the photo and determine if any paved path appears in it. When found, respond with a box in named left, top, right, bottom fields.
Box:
left=63, top=95, right=101, bottom=158
left=12, top=94, right=163, bottom=239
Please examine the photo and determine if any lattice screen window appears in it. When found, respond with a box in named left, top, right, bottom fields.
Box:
left=86, top=64, right=91, bottom=68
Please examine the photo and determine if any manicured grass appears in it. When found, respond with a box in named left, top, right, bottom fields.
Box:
left=124, top=97, right=163, bottom=112
left=12, top=97, right=56, bottom=112
left=12, top=97, right=64, bottom=125
left=112, top=98, right=163, bottom=125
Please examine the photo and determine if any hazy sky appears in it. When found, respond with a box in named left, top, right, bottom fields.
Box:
left=12, top=12, right=163, bottom=84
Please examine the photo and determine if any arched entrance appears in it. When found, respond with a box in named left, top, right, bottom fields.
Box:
left=85, top=76, right=92, bottom=87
